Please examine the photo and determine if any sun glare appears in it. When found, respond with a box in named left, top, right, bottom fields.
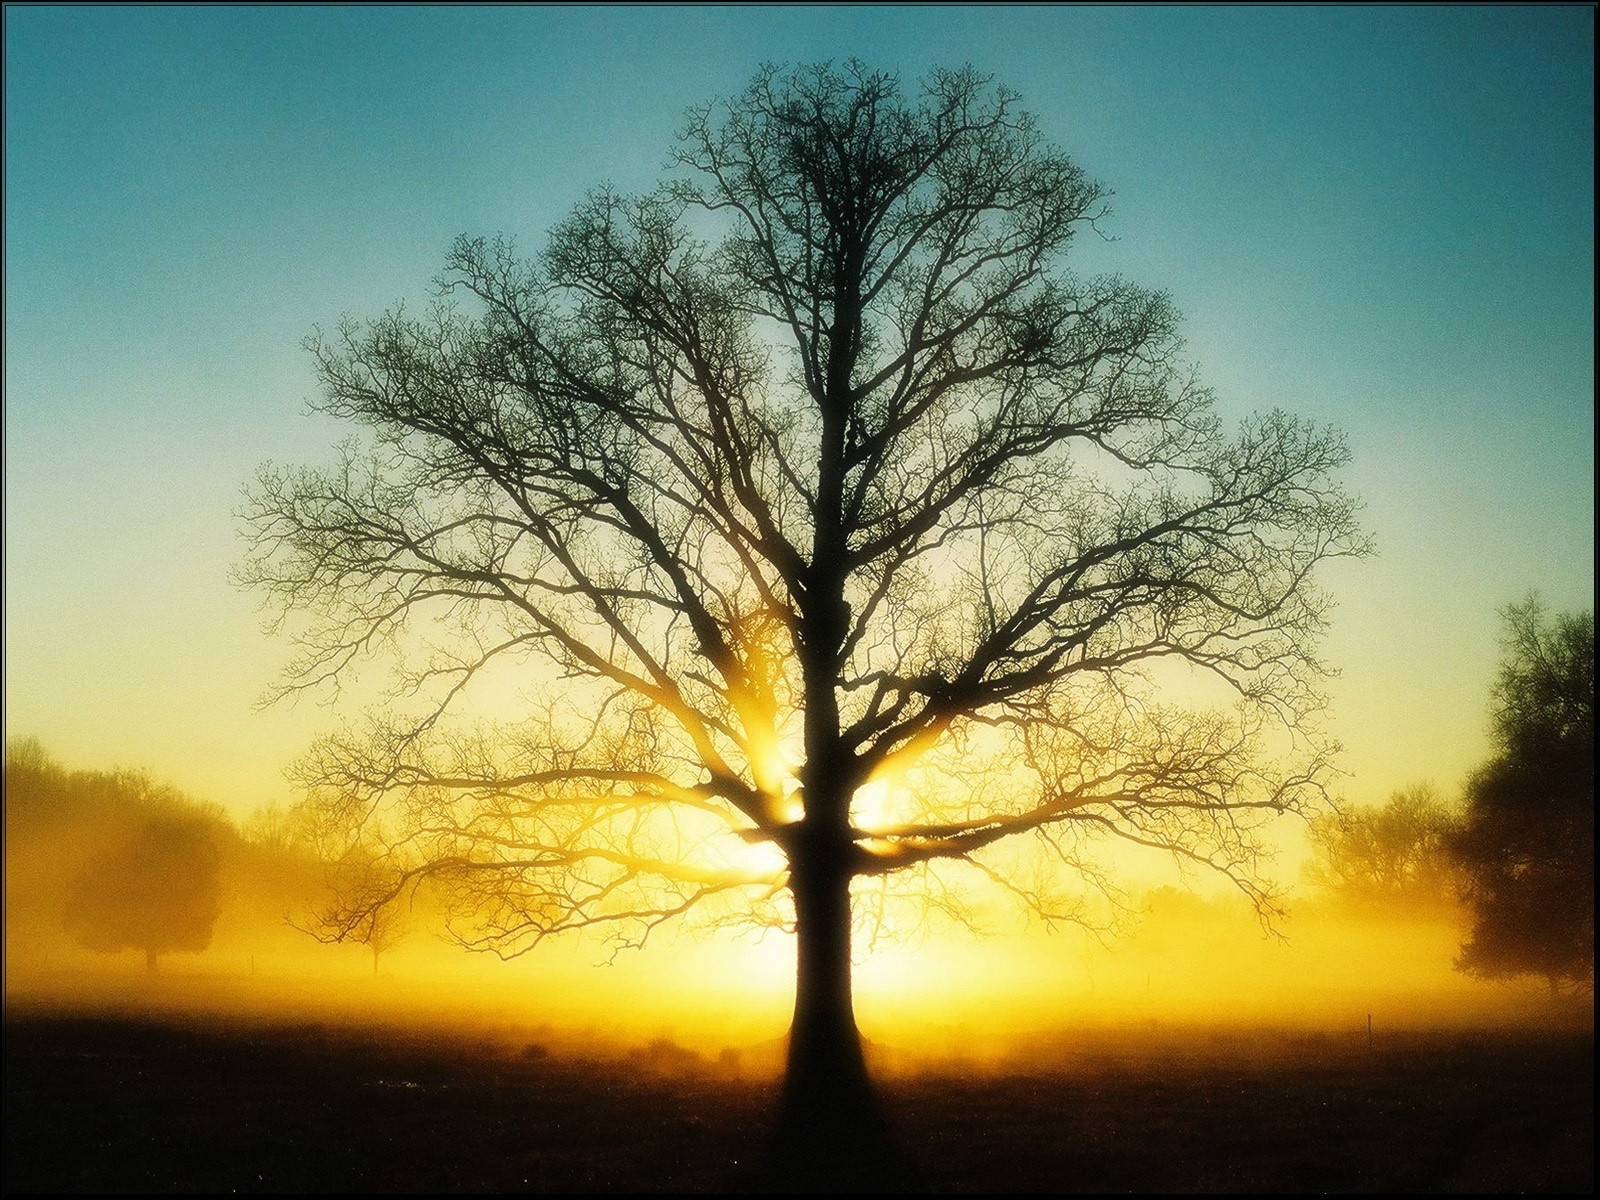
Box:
left=851, top=779, right=894, bottom=830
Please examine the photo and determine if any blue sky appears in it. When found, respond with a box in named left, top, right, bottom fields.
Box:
left=5, top=5, right=1593, bottom=816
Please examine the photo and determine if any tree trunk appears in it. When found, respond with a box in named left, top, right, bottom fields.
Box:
left=767, top=845, right=908, bottom=1191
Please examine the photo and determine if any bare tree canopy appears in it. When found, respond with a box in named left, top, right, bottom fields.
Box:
left=241, top=62, right=1368, bottom=1174
left=1305, top=783, right=1461, bottom=910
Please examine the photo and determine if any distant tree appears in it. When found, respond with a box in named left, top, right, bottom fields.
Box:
left=63, top=815, right=224, bottom=972
left=1452, top=598, right=1593, bottom=993
left=360, top=899, right=412, bottom=977
left=7, top=743, right=240, bottom=972
left=241, top=62, right=1367, bottom=1177
left=307, top=843, right=416, bottom=977
left=1305, top=783, right=1461, bottom=909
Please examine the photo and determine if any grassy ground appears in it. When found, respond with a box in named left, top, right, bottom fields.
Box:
left=4, top=1009, right=1591, bottom=1192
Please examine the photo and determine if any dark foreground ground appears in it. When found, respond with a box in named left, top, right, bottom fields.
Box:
left=4, top=1011, right=1591, bottom=1193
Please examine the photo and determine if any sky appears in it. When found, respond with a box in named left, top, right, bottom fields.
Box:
left=5, top=5, right=1594, bottom=826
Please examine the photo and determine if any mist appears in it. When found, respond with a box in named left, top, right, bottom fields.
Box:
left=7, top=743, right=1581, bottom=1075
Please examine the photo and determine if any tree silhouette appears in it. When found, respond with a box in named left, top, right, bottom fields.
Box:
left=63, top=815, right=224, bottom=972
left=1453, top=598, right=1593, bottom=994
left=302, top=840, right=418, bottom=978
left=1305, top=783, right=1461, bottom=911
left=241, top=62, right=1366, bottom=1178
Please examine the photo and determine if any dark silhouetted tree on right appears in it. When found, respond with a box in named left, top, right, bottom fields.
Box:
left=1453, top=598, right=1593, bottom=994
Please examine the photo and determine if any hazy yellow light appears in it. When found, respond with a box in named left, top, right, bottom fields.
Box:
left=852, top=779, right=893, bottom=829
left=733, top=837, right=789, bottom=881
left=774, top=785, right=804, bottom=825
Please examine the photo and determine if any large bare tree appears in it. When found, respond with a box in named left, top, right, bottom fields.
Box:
left=241, top=62, right=1367, bottom=1174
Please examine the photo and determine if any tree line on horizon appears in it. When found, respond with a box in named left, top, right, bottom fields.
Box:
left=4, top=595, right=1590, bottom=994
left=2, top=741, right=322, bottom=974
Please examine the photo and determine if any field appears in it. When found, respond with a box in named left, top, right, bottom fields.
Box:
left=5, top=1005, right=1591, bottom=1193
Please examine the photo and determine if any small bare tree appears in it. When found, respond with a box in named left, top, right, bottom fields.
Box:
left=241, top=62, right=1367, bottom=1175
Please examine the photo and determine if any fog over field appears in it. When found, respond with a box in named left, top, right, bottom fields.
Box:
left=6, top=742, right=1581, bottom=1062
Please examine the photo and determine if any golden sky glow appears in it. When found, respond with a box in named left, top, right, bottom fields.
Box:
left=4, top=8, right=1592, bottom=1039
